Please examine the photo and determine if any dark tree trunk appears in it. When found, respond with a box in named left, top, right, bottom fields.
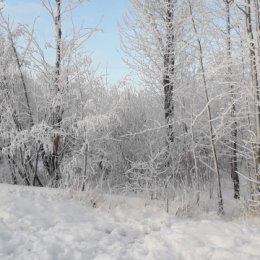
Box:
left=225, top=0, right=240, bottom=199
left=43, top=0, right=63, bottom=185
left=53, top=0, right=62, bottom=183
left=163, top=0, right=175, bottom=167
left=245, top=0, right=260, bottom=190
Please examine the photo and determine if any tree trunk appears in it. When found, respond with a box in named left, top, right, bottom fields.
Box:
left=254, top=0, right=260, bottom=57
left=163, top=0, right=175, bottom=167
left=7, top=27, right=34, bottom=127
left=188, top=0, right=224, bottom=214
left=225, top=1, right=240, bottom=199
left=44, top=0, right=63, bottom=185
left=245, top=0, right=260, bottom=189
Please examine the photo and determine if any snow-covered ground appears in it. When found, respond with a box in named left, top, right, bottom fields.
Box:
left=0, top=184, right=260, bottom=260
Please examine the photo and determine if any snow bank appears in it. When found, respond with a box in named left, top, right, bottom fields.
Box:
left=0, top=184, right=260, bottom=260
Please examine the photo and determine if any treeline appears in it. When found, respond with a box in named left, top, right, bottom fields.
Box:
left=0, top=0, right=260, bottom=214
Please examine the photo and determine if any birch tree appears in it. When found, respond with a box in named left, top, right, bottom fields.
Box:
left=40, top=0, right=63, bottom=184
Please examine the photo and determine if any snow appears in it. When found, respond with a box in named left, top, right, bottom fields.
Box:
left=0, top=184, right=260, bottom=260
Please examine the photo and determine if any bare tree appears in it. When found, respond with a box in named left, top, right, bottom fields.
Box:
left=225, top=0, right=240, bottom=199
left=188, top=0, right=224, bottom=214
left=244, top=0, right=260, bottom=189
left=163, top=0, right=175, bottom=167
left=40, top=0, right=63, bottom=184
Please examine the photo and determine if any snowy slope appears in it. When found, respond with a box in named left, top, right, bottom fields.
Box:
left=0, top=184, right=260, bottom=260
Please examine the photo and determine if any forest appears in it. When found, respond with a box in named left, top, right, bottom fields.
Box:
left=0, top=0, right=260, bottom=217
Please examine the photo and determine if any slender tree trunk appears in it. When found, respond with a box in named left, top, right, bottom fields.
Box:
left=32, top=148, right=43, bottom=187
left=8, top=159, right=17, bottom=185
left=55, top=0, right=62, bottom=94
left=188, top=0, right=224, bottom=214
left=254, top=0, right=260, bottom=57
left=53, top=0, right=62, bottom=182
left=44, top=0, right=63, bottom=185
left=191, top=109, right=200, bottom=205
left=245, top=0, right=260, bottom=189
left=163, top=0, right=175, bottom=167
left=82, top=142, right=89, bottom=191
left=2, top=73, right=42, bottom=186
left=7, top=29, right=34, bottom=127
left=225, top=1, right=240, bottom=199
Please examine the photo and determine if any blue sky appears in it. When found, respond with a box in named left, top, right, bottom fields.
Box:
left=5, top=0, right=130, bottom=82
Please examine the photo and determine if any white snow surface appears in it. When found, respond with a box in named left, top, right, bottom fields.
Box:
left=0, top=184, right=260, bottom=260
